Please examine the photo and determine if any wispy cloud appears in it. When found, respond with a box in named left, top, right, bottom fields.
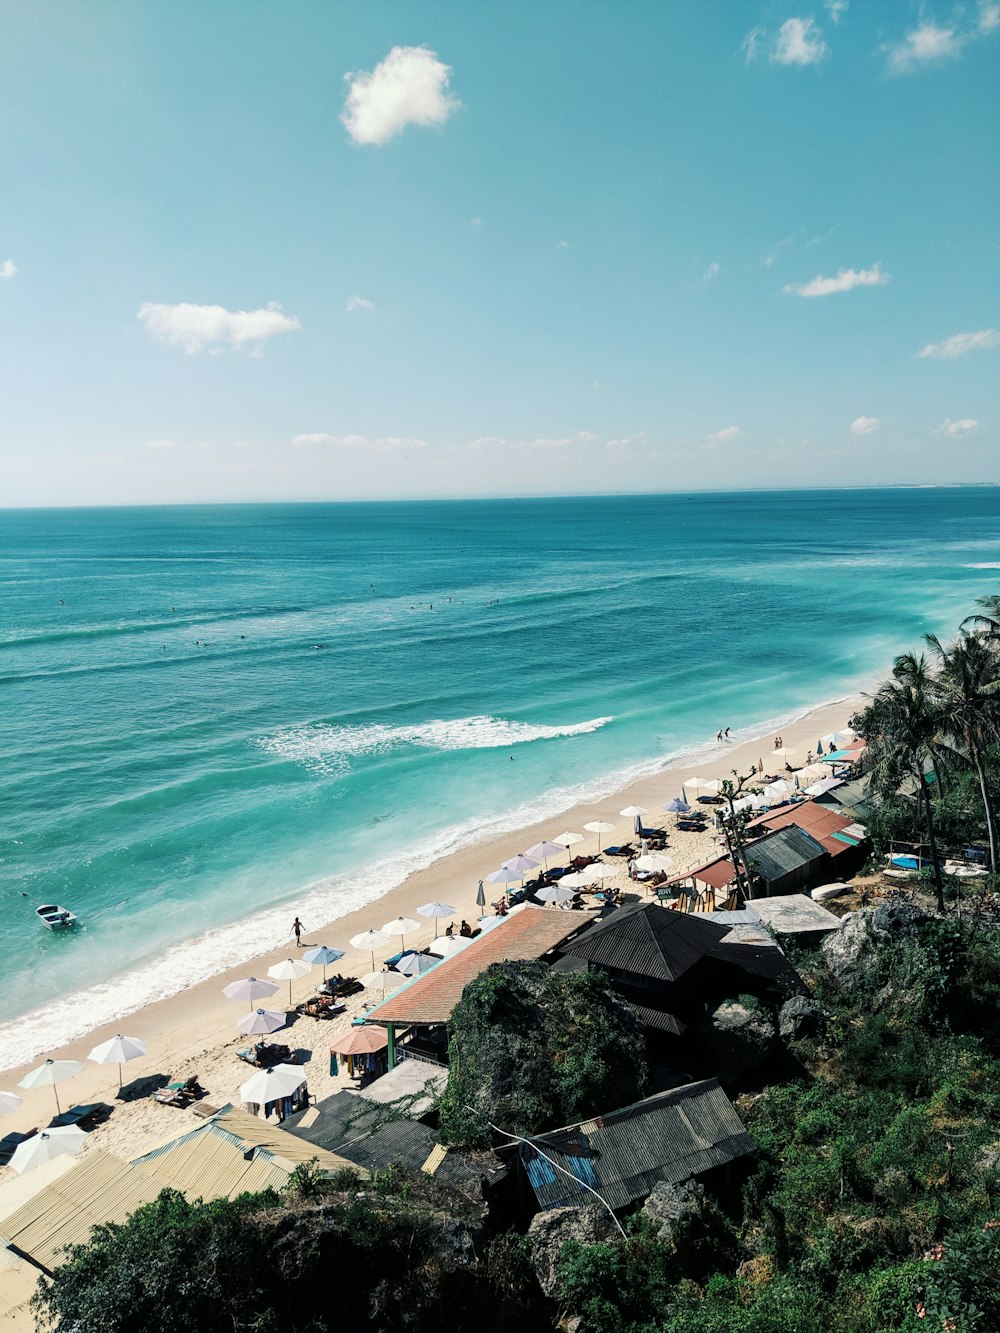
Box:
left=470, top=216, right=483, bottom=229
left=935, top=417, right=979, bottom=438
left=144, top=438, right=179, bottom=450
left=783, top=263, right=889, bottom=297
left=555, top=239, right=570, bottom=250
left=0, top=259, right=17, bottom=280
left=918, top=328, right=1000, bottom=359
left=292, top=433, right=426, bottom=451
left=773, top=17, right=829, bottom=64
left=709, top=425, right=742, bottom=443
left=849, top=416, right=880, bottom=436
left=806, top=222, right=842, bottom=247
left=341, top=46, right=459, bottom=145
left=346, top=295, right=375, bottom=313
left=825, top=1, right=848, bottom=24
left=704, top=261, right=720, bottom=283
left=138, top=301, right=300, bottom=354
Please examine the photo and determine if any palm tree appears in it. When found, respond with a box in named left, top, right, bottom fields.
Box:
left=866, top=656, right=946, bottom=911
left=962, top=592, right=1000, bottom=642
left=926, top=632, right=1000, bottom=874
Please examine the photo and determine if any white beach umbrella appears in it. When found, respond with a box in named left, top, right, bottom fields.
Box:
left=764, top=779, right=795, bottom=800
left=396, top=952, right=439, bottom=977
left=88, top=1034, right=148, bottom=1088
left=619, top=805, right=648, bottom=818
left=772, top=747, right=797, bottom=764
left=486, top=867, right=524, bottom=894
left=535, top=885, right=576, bottom=904
left=635, top=853, right=673, bottom=874
left=501, top=853, right=540, bottom=876
left=559, top=869, right=601, bottom=889
left=235, top=1008, right=286, bottom=1036
left=223, top=976, right=279, bottom=1012
left=381, top=916, right=420, bottom=952
left=9, top=1125, right=87, bottom=1176
left=301, top=945, right=345, bottom=980
left=820, top=731, right=852, bottom=749
left=805, top=776, right=843, bottom=796
left=267, top=958, right=312, bottom=1005
left=428, top=935, right=471, bottom=959
left=350, top=929, right=391, bottom=971
left=525, top=840, right=566, bottom=868
left=0, top=1091, right=23, bottom=1115
left=552, top=831, right=585, bottom=857
left=795, top=763, right=829, bottom=785
left=584, top=863, right=615, bottom=881
left=583, top=820, right=616, bottom=852
left=417, top=902, right=456, bottom=938
left=360, top=971, right=407, bottom=1000
left=239, top=1062, right=305, bottom=1106
left=18, top=1059, right=83, bottom=1117
left=683, top=777, right=721, bottom=802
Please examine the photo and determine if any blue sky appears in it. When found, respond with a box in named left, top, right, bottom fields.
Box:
left=1, top=0, right=998, bottom=505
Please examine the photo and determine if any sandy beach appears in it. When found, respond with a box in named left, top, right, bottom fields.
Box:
left=0, top=693, right=862, bottom=1168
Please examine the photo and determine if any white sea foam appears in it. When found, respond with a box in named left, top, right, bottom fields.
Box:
left=0, top=696, right=860, bottom=1073
left=254, top=714, right=613, bottom=776
left=964, top=563, right=1000, bottom=569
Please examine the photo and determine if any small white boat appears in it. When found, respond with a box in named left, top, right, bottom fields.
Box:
left=811, top=883, right=849, bottom=902
left=945, top=862, right=990, bottom=879
left=36, top=904, right=77, bottom=931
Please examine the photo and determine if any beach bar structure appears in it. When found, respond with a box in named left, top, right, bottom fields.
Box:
left=520, top=1078, right=754, bottom=1215
left=362, top=906, right=597, bottom=1064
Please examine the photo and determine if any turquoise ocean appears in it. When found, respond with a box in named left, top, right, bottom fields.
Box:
left=2, top=488, right=999, bottom=1070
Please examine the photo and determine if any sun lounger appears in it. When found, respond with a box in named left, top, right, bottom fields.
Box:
left=50, top=1103, right=111, bottom=1129
left=153, top=1075, right=208, bottom=1107
left=603, top=843, right=635, bottom=858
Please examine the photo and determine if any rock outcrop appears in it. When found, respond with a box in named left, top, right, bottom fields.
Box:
left=528, top=1205, right=618, bottom=1298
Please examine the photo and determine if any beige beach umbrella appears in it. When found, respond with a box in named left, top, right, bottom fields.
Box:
left=267, top=958, right=311, bottom=1006
left=360, top=971, right=407, bottom=1000
left=222, top=976, right=280, bottom=1012
left=583, top=820, right=616, bottom=852
left=428, top=935, right=470, bottom=959
left=381, top=915, right=420, bottom=953
left=235, top=1008, right=287, bottom=1036
left=551, top=831, right=584, bottom=860
left=18, top=1059, right=83, bottom=1117
left=9, top=1125, right=87, bottom=1176
left=88, top=1034, right=148, bottom=1089
left=350, top=930, right=391, bottom=971
left=772, top=747, right=797, bottom=764
left=559, top=869, right=601, bottom=889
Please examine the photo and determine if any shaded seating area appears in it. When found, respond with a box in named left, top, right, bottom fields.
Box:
left=153, top=1075, right=208, bottom=1108
left=237, top=1043, right=296, bottom=1069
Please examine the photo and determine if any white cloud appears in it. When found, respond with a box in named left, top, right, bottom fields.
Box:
left=783, top=262, right=889, bottom=297
left=346, top=295, right=375, bottom=313
left=743, top=26, right=765, bottom=63
left=605, top=431, right=649, bottom=456
left=885, top=22, right=962, bottom=73
left=935, top=418, right=979, bottom=438
left=138, top=301, right=300, bottom=354
left=341, top=46, right=459, bottom=146
left=470, top=216, right=483, bottom=228
left=981, top=3, right=1000, bottom=33
left=825, top=1, right=848, bottom=24
left=772, top=18, right=829, bottom=65
left=806, top=221, right=842, bottom=247
left=918, top=328, right=1000, bottom=359
left=144, top=438, right=179, bottom=450
left=850, top=416, right=880, bottom=436
left=704, top=261, right=720, bottom=283
left=0, top=259, right=17, bottom=279
left=709, top=425, right=742, bottom=443
left=292, top=433, right=426, bottom=451
left=555, top=239, right=569, bottom=249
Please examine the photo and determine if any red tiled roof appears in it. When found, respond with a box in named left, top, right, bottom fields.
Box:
left=748, top=798, right=862, bottom=858
left=364, top=906, right=597, bottom=1027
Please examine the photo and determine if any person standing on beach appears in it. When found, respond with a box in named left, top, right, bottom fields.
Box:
left=291, top=916, right=304, bottom=947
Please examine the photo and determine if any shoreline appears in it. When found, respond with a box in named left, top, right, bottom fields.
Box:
left=0, top=690, right=863, bottom=1139
left=0, top=686, right=867, bottom=1075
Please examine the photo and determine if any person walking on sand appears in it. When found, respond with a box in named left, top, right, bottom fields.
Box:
left=291, top=916, right=304, bottom=947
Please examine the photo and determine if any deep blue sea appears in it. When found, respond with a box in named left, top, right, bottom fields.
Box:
left=2, top=489, right=998, bottom=1068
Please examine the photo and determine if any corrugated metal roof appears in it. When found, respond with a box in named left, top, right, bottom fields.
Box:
left=131, top=1127, right=289, bottom=1198
left=0, top=1150, right=163, bottom=1274
left=560, top=903, right=729, bottom=982
left=289, top=1090, right=438, bottom=1174
left=743, top=826, right=826, bottom=883
left=748, top=798, right=866, bottom=859
left=626, top=1001, right=685, bottom=1035
left=521, top=1079, right=753, bottom=1213
left=364, top=907, right=597, bottom=1026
